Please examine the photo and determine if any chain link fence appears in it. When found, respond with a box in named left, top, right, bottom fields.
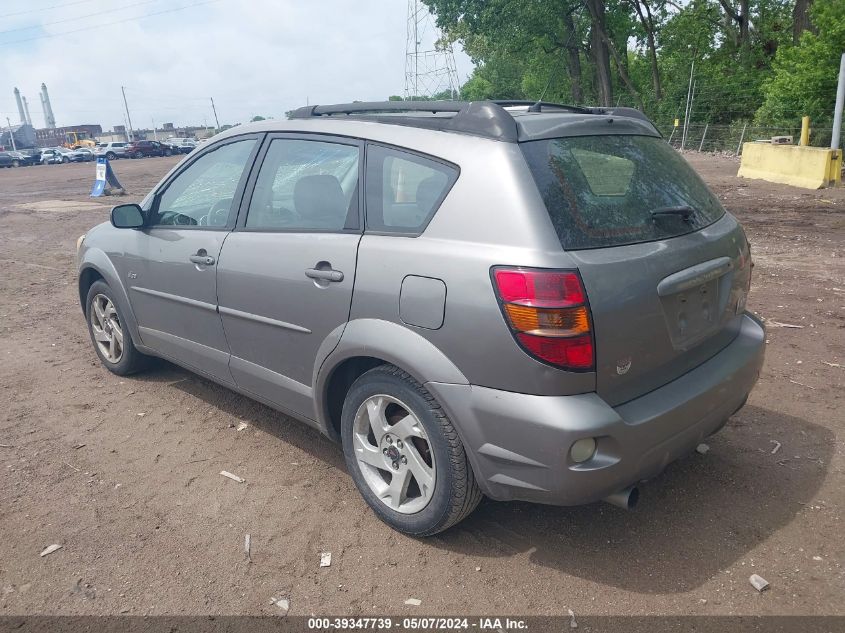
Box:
left=658, top=122, right=836, bottom=155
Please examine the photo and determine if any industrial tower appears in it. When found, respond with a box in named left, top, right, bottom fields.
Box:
left=40, top=83, right=56, bottom=129
left=404, top=0, right=461, bottom=100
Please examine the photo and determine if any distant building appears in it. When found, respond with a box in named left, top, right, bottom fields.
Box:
left=0, top=123, right=36, bottom=149
left=34, top=124, right=102, bottom=147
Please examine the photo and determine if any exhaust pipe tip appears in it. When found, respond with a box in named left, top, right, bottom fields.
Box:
left=603, top=485, right=639, bottom=510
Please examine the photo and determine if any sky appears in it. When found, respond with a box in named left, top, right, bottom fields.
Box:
left=0, top=0, right=474, bottom=132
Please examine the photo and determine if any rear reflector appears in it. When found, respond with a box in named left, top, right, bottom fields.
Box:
left=492, top=267, right=594, bottom=371
left=517, top=332, right=594, bottom=369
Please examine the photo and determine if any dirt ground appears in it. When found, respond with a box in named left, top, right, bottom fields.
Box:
left=0, top=153, right=843, bottom=617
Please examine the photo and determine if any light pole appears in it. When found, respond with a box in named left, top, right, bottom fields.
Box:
left=121, top=86, right=135, bottom=142
left=5, top=117, right=17, bottom=151
left=210, top=97, right=220, bottom=132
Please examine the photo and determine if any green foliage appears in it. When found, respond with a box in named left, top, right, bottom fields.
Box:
left=756, top=0, right=845, bottom=128
left=421, top=0, right=835, bottom=136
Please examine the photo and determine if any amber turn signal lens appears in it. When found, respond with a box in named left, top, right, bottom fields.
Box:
left=504, top=304, right=590, bottom=336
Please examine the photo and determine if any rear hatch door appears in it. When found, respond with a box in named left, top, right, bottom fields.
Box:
left=521, top=134, right=752, bottom=406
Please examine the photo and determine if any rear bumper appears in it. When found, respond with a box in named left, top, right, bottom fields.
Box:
left=427, top=313, right=765, bottom=505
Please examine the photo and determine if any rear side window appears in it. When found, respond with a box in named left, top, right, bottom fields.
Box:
left=365, top=145, right=457, bottom=234
left=521, top=135, right=725, bottom=249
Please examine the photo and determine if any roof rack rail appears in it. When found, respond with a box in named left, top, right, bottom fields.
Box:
left=491, top=100, right=590, bottom=114
left=289, top=100, right=519, bottom=142
left=288, top=100, right=657, bottom=141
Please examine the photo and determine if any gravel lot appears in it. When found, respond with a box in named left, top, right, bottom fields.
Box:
left=0, top=153, right=843, bottom=616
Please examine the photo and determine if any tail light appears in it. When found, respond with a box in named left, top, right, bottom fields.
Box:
left=492, top=267, right=594, bottom=371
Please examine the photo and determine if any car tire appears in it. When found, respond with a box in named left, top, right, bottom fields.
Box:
left=164, top=149, right=172, bottom=157
left=85, top=280, right=152, bottom=376
left=62, top=157, right=69, bottom=164
left=341, top=364, right=482, bottom=536
left=11, top=160, right=19, bottom=168
left=106, top=152, right=116, bottom=160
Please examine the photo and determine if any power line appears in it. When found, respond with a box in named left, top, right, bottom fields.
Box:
left=0, top=0, right=161, bottom=36
left=0, top=0, right=96, bottom=19
left=0, top=0, right=219, bottom=46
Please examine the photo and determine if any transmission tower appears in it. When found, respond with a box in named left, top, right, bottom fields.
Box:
left=405, top=0, right=461, bottom=99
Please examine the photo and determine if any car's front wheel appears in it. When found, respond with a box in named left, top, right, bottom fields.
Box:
left=106, top=152, right=116, bottom=160
left=341, top=364, right=482, bottom=536
left=85, top=280, right=151, bottom=376
left=61, top=157, right=69, bottom=164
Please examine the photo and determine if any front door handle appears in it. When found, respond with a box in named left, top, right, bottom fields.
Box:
left=305, top=268, right=343, bottom=282
left=190, top=254, right=215, bottom=266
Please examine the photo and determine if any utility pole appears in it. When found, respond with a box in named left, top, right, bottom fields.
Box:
left=210, top=97, right=220, bottom=132
left=121, top=86, right=135, bottom=142
left=831, top=52, right=845, bottom=151
left=5, top=117, right=17, bottom=151
left=681, top=58, right=695, bottom=150
left=151, top=117, right=158, bottom=141
left=414, top=0, right=419, bottom=97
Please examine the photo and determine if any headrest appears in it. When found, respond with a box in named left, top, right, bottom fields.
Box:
left=294, top=174, right=346, bottom=222
left=415, top=175, right=446, bottom=216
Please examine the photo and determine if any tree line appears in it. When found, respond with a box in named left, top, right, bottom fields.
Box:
left=419, top=0, right=845, bottom=131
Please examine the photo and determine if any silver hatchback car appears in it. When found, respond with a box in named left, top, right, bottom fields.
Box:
left=77, top=101, right=765, bottom=535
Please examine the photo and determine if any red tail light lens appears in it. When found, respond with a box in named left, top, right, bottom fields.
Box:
left=494, top=269, right=585, bottom=307
left=492, top=267, right=594, bottom=371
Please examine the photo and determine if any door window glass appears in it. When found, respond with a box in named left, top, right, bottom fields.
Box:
left=365, top=145, right=457, bottom=233
left=150, top=138, right=257, bottom=228
left=245, top=139, right=360, bottom=231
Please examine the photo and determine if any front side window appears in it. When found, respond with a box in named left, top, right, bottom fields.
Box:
left=245, top=139, right=360, bottom=231
left=150, top=138, right=257, bottom=228
left=520, top=135, right=726, bottom=249
left=365, top=145, right=457, bottom=234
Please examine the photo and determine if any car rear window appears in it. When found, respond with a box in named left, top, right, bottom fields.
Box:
left=520, top=135, right=725, bottom=250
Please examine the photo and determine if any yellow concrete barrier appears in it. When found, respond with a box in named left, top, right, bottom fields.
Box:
left=737, top=142, right=842, bottom=189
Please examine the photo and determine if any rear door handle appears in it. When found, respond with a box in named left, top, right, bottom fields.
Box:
left=189, top=254, right=215, bottom=266
left=305, top=268, right=344, bottom=282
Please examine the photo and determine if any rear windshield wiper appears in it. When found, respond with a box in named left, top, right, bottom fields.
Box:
left=650, top=205, right=696, bottom=221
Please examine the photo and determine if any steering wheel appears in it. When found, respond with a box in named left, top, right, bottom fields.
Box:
left=199, top=198, right=233, bottom=227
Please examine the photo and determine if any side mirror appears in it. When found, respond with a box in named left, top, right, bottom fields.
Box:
left=111, top=203, right=145, bottom=229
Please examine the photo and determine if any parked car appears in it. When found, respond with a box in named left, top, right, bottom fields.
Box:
left=38, top=148, right=65, bottom=165
left=125, top=140, right=173, bottom=158
left=76, top=100, right=764, bottom=536
left=0, top=151, right=17, bottom=168
left=94, top=142, right=129, bottom=160
left=6, top=150, right=39, bottom=166
left=15, top=149, right=42, bottom=166
left=158, top=139, right=181, bottom=155
left=164, top=137, right=197, bottom=154
left=71, top=148, right=95, bottom=162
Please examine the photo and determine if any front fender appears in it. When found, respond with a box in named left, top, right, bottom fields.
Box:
left=313, top=318, right=469, bottom=433
left=78, top=247, right=143, bottom=349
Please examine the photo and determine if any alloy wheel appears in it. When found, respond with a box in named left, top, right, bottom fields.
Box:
left=90, top=294, right=124, bottom=363
left=352, top=394, right=436, bottom=514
